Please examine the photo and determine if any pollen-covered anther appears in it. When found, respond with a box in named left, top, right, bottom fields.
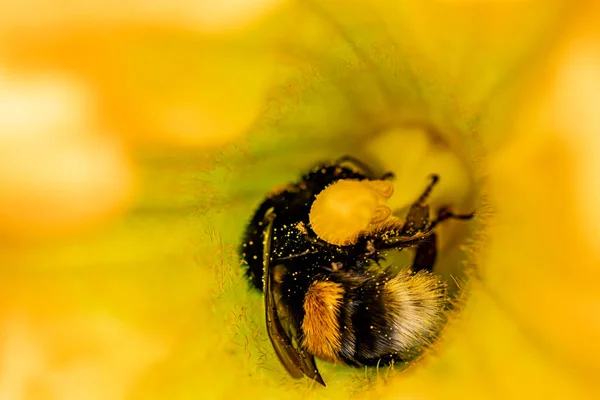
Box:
left=309, top=179, right=396, bottom=245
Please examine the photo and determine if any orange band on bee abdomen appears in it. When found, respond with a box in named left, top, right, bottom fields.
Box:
left=301, top=281, right=345, bottom=362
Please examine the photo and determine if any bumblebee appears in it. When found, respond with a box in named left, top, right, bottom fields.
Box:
left=240, top=156, right=473, bottom=386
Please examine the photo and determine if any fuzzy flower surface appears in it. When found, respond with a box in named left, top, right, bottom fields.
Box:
left=1, top=1, right=599, bottom=399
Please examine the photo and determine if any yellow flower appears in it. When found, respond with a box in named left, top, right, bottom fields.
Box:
left=1, top=1, right=599, bottom=399
left=0, top=0, right=282, bottom=237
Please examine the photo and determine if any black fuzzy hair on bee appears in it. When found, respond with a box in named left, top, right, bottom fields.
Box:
left=240, top=155, right=473, bottom=386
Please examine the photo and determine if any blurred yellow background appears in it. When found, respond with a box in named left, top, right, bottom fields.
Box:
left=1, top=1, right=599, bottom=399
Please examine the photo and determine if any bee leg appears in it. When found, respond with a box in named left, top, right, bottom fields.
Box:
left=401, top=202, right=430, bottom=237
left=416, top=174, right=440, bottom=205
left=429, top=206, right=475, bottom=230
left=397, top=175, right=440, bottom=236
left=336, top=155, right=375, bottom=174
left=411, top=234, right=437, bottom=272
left=336, top=155, right=395, bottom=180
left=379, top=171, right=395, bottom=180
left=404, top=206, right=474, bottom=271
left=370, top=176, right=442, bottom=251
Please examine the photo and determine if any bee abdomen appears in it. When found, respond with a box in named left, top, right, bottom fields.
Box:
left=337, top=270, right=448, bottom=366
left=301, top=281, right=346, bottom=363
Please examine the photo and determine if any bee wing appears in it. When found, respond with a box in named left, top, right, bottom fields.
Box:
left=262, top=208, right=326, bottom=386
left=265, top=271, right=326, bottom=386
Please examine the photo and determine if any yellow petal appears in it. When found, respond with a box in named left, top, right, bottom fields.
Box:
left=0, top=0, right=286, bottom=33
left=0, top=72, right=134, bottom=237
